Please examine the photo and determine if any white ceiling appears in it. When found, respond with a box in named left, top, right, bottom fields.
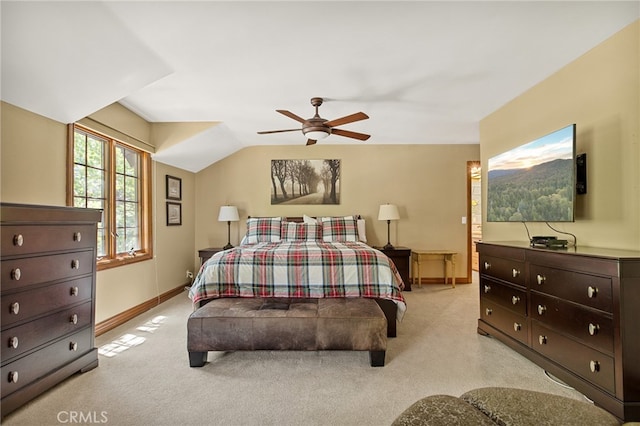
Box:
left=2, top=1, right=638, bottom=172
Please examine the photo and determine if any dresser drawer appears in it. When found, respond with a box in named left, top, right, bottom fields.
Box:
left=1, top=277, right=93, bottom=327
left=480, top=278, right=527, bottom=316
left=529, top=265, right=612, bottom=312
left=530, top=292, right=614, bottom=354
left=479, top=255, right=525, bottom=287
left=1, top=327, right=93, bottom=399
left=1, top=224, right=96, bottom=257
left=1, top=301, right=92, bottom=363
left=480, top=299, right=528, bottom=344
left=532, top=321, right=615, bottom=394
left=1, top=250, right=95, bottom=292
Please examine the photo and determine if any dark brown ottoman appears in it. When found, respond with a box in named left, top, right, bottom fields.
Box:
left=187, top=297, right=388, bottom=367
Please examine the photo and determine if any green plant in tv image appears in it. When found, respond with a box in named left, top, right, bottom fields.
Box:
left=487, top=158, right=573, bottom=222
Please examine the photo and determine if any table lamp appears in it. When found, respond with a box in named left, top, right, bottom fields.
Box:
left=218, top=205, right=239, bottom=250
left=378, top=204, right=400, bottom=250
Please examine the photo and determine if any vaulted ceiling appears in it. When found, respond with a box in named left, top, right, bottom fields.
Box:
left=2, top=1, right=638, bottom=171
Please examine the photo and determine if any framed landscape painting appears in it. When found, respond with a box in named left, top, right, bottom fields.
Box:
left=270, top=159, right=340, bottom=205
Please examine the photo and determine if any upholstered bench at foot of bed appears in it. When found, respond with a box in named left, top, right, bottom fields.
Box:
left=187, top=297, right=388, bottom=367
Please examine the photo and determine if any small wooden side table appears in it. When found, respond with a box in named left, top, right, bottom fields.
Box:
left=198, top=247, right=224, bottom=266
left=411, top=249, right=457, bottom=288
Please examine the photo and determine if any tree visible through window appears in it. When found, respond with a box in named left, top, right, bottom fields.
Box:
left=69, top=124, right=152, bottom=269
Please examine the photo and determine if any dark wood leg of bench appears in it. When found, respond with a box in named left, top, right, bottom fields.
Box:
left=370, top=351, right=385, bottom=367
left=375, top=299, right=397, bottom=337
left=189, top=351, right=207, bottom=367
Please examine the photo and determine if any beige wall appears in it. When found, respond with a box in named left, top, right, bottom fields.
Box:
left=195, top=143, right=480, bottom=279
left=1, top=102, right=68, bottom=205
left=0, top=102, right=197, bottom=323
left=480, top=20, right=640, bottom=250
left=154, top=162, right=196, bottom=295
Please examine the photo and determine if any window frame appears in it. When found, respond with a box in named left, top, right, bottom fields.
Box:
left=67, top=124, right=153, bottom=270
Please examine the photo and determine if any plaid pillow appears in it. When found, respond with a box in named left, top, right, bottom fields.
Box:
left=281, top=221, right=322, bottom=241
left=321, top=216, right=359, bottom=242
left=245, top=217, right=282, bottom=244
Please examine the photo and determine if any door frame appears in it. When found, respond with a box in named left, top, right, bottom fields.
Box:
left=467, top=161, right=481, bottom=279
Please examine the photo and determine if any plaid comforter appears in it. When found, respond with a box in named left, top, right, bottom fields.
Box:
left=189, top=241, right=406, bottom=320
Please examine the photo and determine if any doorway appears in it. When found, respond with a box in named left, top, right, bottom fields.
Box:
left=467, top=161, right=482, bottom=272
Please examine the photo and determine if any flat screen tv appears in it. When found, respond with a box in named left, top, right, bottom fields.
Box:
left=487, top=124, right=576, bottom=222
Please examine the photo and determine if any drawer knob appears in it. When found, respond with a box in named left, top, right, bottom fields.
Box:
left=511, top=295, right=520, bottom=305
left=538, top=335, right=547, bottom=345
left=590, top=360, right=600, bottom=373
left=483, top=284, right=491, bottom=293
left=70, top=286, right=79, bottom=296
left=485, top=308, right=492, bottom=316
left=70, top=314, right=78, bottom=324
left=11, top=268, right=21, bottom=281
left=587, top=286, right=598, bottom=298
left=70, top=342, right=78, bottom=351
left=8, top=336, right=19, bottom=349
left=484, top=261, right=491, bottom=271
left=8, top=371, right=19, bottom=384
left=536, top=274, right=546, bottom=285
left=71, top=259, right=80, bottom=269
left=13, top=234, right=24, bottom=247
left=513, top=322, right=522, bottom=332
left=512, top=268, right=520, bottom=278
left=588, top=323, right=600, bottom=336
left=9, top=302, right=20, bottom=315
left=73, top=232, right=82, bottom=242
left=537, top=304, right=547, bottom=315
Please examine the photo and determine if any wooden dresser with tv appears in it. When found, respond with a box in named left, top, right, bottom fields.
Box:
left=1, top=203, right=101, bottom=417
left=477, top=241, right=640, bottom=422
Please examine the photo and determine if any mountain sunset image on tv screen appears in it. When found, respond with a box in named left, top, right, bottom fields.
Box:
left=487, top=124, right=576, bottom=222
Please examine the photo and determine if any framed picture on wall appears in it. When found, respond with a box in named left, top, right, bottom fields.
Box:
left=166, top=202, right=182, bottom=226
left=166, top=175, right=182, bottom=200
left=270, top=159, right=340, bottom=205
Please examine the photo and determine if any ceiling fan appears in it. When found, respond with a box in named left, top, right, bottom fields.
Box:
left=257, top=97, right=370, bottom=146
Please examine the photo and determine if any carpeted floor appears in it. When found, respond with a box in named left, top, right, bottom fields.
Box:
left=3, top=274, right=586, bottom=426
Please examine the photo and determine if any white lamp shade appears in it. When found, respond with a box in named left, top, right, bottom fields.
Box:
left=378, top=204, right=400, bottom=221
left=218, top=206, right=239, bottom=222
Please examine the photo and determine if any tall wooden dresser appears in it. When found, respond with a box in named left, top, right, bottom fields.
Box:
left=477, top=241, right=640, bottom=422
left=1, top=203, right=101, bottom=416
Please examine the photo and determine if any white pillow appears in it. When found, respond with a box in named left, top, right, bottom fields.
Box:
left=303, top=214, right=318, bottom=224
left=357, top=218, right=367, bottom=243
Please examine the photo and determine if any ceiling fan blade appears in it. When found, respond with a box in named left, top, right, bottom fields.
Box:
left=331, top=128, right=371, bottom=141
left=306, top=139, right=317, bottom=146
left=277, top=110, right=306, bottom=124
left=257, top=129, right=300, bottom=134
left=324, top=112, right=369, bottom=128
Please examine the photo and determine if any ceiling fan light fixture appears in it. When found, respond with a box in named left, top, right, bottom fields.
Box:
left=303, top=129, right=330, bottom=140
left=259, top=98, right=369, bottom=145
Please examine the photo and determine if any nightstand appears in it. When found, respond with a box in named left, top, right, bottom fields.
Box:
left=198, top=247, right=224, bottom=265
left=374, top=246, right=412, bottom=291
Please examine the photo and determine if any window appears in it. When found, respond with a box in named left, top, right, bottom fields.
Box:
left=68, top=124, right=152, bottom=269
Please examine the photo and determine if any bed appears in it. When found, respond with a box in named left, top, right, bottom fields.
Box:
left=188, top=215, right=406, bottom=336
